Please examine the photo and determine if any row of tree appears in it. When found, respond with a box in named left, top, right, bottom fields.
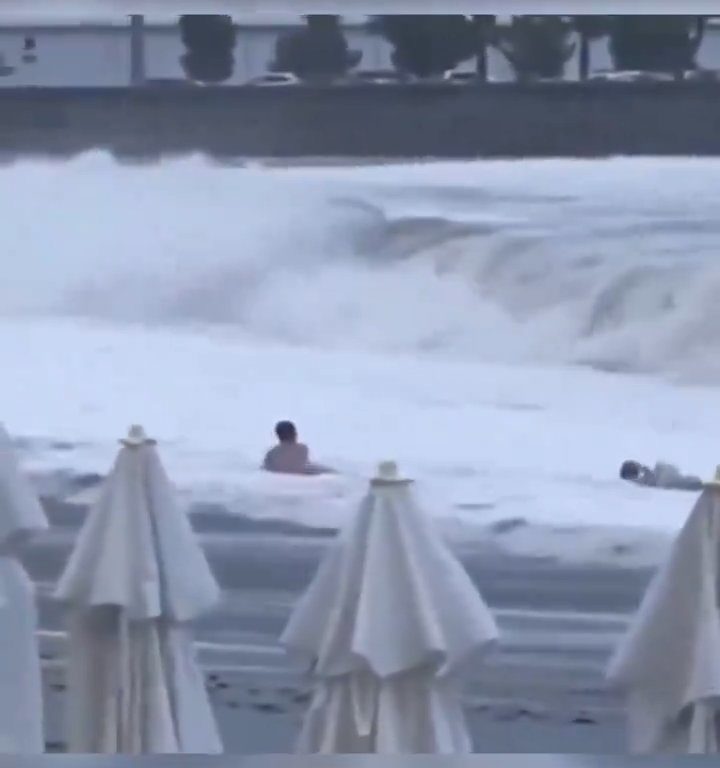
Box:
left=178, top=15, right=711, bottom=84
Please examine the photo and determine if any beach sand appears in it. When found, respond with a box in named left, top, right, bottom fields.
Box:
left=30, top=495, right=652, bottom=754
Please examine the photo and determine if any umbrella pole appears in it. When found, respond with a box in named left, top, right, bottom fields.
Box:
left=117, top=608, right=130, bottom=752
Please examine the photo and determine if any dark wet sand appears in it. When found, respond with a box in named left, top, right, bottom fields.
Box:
left=31, top=497, right=653, bottom=754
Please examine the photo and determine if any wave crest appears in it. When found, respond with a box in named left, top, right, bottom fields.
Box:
left=2, top=152, right=720, bottom=382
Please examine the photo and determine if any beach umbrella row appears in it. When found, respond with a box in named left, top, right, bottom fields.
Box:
left=2, top=421, right=720, bottom=754
left=0, top=424, right=500, bottom=755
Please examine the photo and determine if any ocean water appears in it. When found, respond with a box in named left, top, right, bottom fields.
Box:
left=2, top=153, right=719, bottom=563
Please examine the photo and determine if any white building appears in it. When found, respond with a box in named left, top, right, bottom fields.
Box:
left=1, top=16, right=720, bottom=87
left=0, top=16, right=394, bottom=86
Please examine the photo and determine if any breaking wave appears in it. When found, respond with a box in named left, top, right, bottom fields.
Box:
left=2, top=151, right=720, bottom=382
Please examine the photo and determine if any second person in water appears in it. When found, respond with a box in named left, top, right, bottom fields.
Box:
left=620, top=459, right=703, bottom=491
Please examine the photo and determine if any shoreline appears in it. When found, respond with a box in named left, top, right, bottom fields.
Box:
left=32, top=465, right=674, bottom=571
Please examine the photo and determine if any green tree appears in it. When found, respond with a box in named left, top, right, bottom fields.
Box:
left=179, top=15, right=237, bottom=84
left=572, top=16, right=610, bottom=80
left=494, top=16, right=576, bottom=81
left=371, top=15, right=477, bottom=79
left=271, top=15, right=361, bottom=81
left=608, top=15, right=706, bottom=75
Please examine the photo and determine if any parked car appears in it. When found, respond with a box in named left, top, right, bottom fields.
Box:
left=247, top=72, right=300, bottom=86
left=351, top=70, right=404, bottom=84
left=443, top=71, right=477, bottom=84
left=589, top=70, right=675, bottom=82
left=684, top=69, right=720, bottom=81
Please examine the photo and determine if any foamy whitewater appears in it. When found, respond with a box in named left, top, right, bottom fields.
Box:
left=3, top=153, right=720, bottom=565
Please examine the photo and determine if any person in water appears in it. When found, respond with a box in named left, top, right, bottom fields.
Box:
left=262, top=421, right=333, bottom=476
left=620, top=459, right=703, bottom=491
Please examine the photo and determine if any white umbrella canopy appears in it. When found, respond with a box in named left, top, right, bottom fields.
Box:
left=0, top=423, right=48, bottom=753
left=281, top=461, right=499, bottom=754
left=54, top=425, right=223, bottom=754
left=606, top=475, right=720, bottom=753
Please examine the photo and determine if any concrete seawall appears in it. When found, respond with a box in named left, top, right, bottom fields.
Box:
left=2, top=81, right=720, bottom=159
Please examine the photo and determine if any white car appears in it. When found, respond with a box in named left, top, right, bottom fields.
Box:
left=589, top=70, right=675, bottom=82
left=351, top=70, right=403, bottom=84
left=684, top=69, right=720, bottom=81
left=247, top=72, right=300, bottom=86
left=443, top=71, right=477, bottom=84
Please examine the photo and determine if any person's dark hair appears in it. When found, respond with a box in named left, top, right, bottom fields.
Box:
left=275, top=420, right=298, bottom=442
left=620, top=460, right=641, bottom=480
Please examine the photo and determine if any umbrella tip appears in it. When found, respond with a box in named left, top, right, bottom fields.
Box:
left=371, top=460, right=413, bottom=487
left=119, top=424, right=155, bottom=447
left=378, top=460, right=399, bottom=479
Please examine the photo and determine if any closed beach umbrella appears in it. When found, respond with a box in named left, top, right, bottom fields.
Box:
left=607, top=468, right=720, bottom=753
left=0, top=424, right=48, bottom=753
left=54, top=425, right=223, bottom=754
left=281, top=461, right=499, bottom=754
